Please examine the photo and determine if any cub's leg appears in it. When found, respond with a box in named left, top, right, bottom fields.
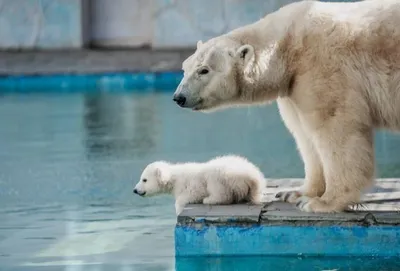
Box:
left=203, top=181, right=233, bottom=205
left=247, top=178, right=265, bottom=204
left=175, top=195, right=191, bottom=215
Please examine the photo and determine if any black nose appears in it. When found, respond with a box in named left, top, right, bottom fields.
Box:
left=133, top=189, right=138, bottom=194
left=173, top=94, right=186, bottom=107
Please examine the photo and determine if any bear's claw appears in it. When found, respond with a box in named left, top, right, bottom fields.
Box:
left=275, top=190, right=302, bottom=203
left=295, top=196, right=312, bottom=211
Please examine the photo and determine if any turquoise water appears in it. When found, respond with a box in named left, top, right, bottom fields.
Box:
left=0, top=92, right=400, bottom=270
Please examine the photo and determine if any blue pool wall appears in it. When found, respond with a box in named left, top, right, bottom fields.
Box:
left=0, top=72, right=183, bottom=93
left=175, top=225, right=400, bottom=257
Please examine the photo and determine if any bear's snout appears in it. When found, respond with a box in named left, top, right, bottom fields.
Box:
left=133, top=188, right=138, bottom=194
left=173, top=94, right=186, bottom=107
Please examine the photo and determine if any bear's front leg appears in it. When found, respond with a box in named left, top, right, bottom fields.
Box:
left=295, top=119, right=375, bottom=213
left=275, top=98, right=326, bottom=203
left=175, top=196, right=190, bottom=215
left=275, top=139, right=326, bottom=203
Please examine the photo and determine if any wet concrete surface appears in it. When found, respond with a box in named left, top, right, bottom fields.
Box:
left=0, top=49, right=194, bottom=75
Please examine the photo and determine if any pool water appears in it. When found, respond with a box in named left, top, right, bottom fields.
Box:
left=0, top=92, right=400, bottom=270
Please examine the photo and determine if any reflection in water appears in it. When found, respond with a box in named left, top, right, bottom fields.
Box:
left=83, top=93, right=160, bottom=159
left=0, top=93, right=399, bottom=270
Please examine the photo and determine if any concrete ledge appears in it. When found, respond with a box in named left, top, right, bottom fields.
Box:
left=0, top=49, right=193, bottom=75
left=175, top=178, right=400, bottom=257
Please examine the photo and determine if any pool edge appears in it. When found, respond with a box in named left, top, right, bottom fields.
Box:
left=0, top=71, right=183, bottom=93
left=175, top=178, right=400, bottom=257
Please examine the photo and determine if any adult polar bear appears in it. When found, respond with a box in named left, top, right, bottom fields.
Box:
left=172, top=0, right=400, bottom=213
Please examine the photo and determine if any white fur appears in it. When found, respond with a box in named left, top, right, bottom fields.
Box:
left=174, top=0, right=400, bottom=213
left=133, top=155, right=266, bottom=215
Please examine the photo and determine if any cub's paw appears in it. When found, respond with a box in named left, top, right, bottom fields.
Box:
left=202, top=197, right=219, bottom=205
left=175, top=203, right=185, bottom=216
left=275, top=190, right=302, bottom=203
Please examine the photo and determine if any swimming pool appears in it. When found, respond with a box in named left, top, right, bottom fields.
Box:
left=1, top=92, right=400, bottom=270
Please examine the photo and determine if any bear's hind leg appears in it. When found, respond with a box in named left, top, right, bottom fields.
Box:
left=203, top=181, right=233, bottom=205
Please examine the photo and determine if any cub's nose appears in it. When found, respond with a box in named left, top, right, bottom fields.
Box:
left=173, top=94, right=186, bottom=107
left=133, top=189, right=138, bottom=194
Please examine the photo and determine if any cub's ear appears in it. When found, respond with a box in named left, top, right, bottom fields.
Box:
left=197, top=40, right=203, bottom=49
left=154, top=163, right=171, bottom=185
left=235, top=45, right=255, bottom=67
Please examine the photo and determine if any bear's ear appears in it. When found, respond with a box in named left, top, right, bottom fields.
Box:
left=235, top=45, right=255, bottom=66
left=197, top=40, right=203, bottom=49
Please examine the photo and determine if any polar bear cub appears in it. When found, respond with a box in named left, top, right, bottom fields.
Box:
left=133, top=155, right=266, bottom=215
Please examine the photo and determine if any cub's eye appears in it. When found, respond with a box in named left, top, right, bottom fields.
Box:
left=142, top=179, right=147, bottom=183
left=199, top=68, right=209, bottom=75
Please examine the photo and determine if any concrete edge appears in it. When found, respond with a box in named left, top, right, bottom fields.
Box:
left=177, top=204, right=263, bottom=225
left=175, top=200, right=400, bottom=257
left=177, top=201, right=400, bottom=228
left=261, top=201, right=400, bottom=226
left=0, top=71, right=183, bottom=93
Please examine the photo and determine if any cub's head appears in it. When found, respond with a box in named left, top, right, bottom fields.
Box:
left=133, top=161, right=171, bottom=197
left=173, top=38, right=256, bottom=112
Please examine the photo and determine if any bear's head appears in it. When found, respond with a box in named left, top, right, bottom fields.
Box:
left=172, top=38, right=258, bottom=112
left=133, top=161, right=172, bottom=197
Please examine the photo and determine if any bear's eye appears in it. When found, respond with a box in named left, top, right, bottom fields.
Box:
left=142, top=179, right=147, bottom=183
left=199, top=68, right=209, bottom=75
